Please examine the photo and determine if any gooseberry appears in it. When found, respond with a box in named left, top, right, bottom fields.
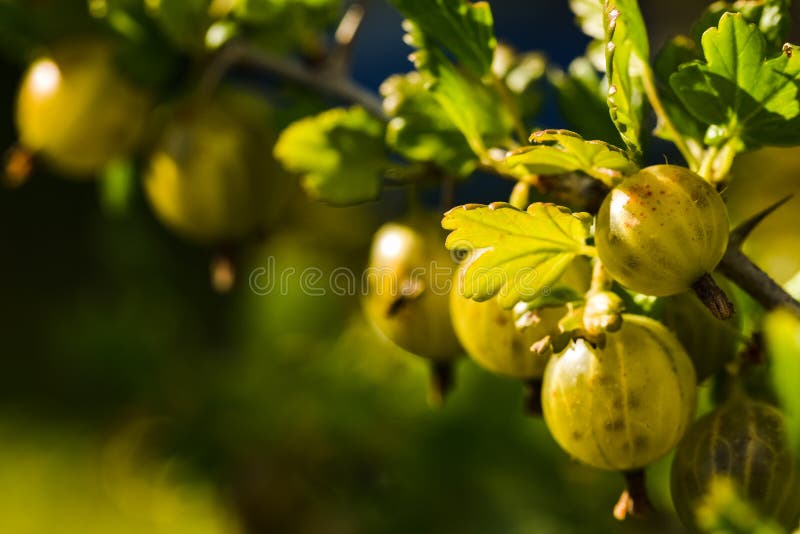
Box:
left=363, top=214, right=461, bottom=363
left=449, top=258, right=590, bottom=379
left=542, top=314, right=696, bottom=471
left=595, top=165, right=729, bottom=297
left=144, top=91, right=290, bottom=244
left=671, top=395, right=800, bottom=530
left=15, top=40, right=151, bottom=177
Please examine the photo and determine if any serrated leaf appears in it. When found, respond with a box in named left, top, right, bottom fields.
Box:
left=442, top=202, right=592, bottom=308
left=389, top=0, right=495, bottom=77
left=549, top=57, right=623, bottom=145
left=274, top=106, right=387, bottom=205
left=380, top=72, right=477, bottom=176
left=765, top=308, right=800, bottom=456
left=691, top=0, right=791, bottom=52
left=505, top=129, right=636, bottom=187
left=569, top=0, right=604, bottom=40
left=399, top=20, right=513, bottom=158
left=604, top=0, right=649, bottom=159
left=671, top=13, right=800, bottom=149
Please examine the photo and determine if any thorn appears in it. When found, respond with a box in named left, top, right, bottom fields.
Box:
left=522, top=379, right=543, bottom=416
left=729, top=195, right=793, bottom=249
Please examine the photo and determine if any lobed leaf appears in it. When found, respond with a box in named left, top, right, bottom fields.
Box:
left=442, top=202, right=592, bottom=308
left=389, top=0, right=496, bottom=77
left=505, top=129, right=637, bottom=187
left=274, top=106, right=387, bottom=205
left=380, top=72, right=477, bottom=176
left=690, top=0, right=791, bottom=52
left=604, top=0, right=650, bottom=159
left=671, top=12, right=800, bottom=149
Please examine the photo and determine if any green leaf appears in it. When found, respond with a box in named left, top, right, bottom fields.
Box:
left=694, top=477, right=787, bottom=534
left=442, top=202, right=592, bottom=308
left=380, top=72, right=477, bottom=176
left=604, top=0, right=650, bottom=158
left=274, top=106, right=387, bottom=205
left=691, top=0, right=791, bottom=52
left=765, top=308, right=800, bottom=455
left=493, top=47, right=547, bottom=124
left=569, top=0, right=604, bottom=40
left=549, top=57, right=623, bottom=145
left=389, top=0, right=496, bottom=77
left=671, top=13, right=800, bottom=149
left=505, top=129, right=637, bottom=187
left=400, top=22, right=514, bottom=158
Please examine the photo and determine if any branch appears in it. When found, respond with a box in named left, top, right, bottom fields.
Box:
left=327, top=2, right=368, bottom=74
left=717, top=197, right=800, bottom=315
left=200, top=38, right=386, bottom=119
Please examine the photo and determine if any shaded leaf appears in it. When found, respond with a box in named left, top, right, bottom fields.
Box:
left=652, top=35, right=705, bottom=150
left=691, top=0, right=791, bottom=51
left=506, top=129, right=637, bottom=187
left=401, top=21, right=513, bottom=158
left=274, top=106, right=387, bottom=205
left=442, top=202, right=592, bottom=308
left=389, top=0, right=495, bottom=76
left=549, top=57, right=623, bottom=145
left=671, top=13, right=800, bottom=149
left=380, top=72, right=477, bottom=176
left=604, top=0, right=649, bottom=158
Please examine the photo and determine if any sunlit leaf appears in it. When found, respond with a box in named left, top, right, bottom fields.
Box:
left=442, top=202, right=592, bottom=308
left=671, top=13, right=800, bottom=149
left=274, top=106, right=387, bottom=205
left=506, top=129, right=637, bottom=187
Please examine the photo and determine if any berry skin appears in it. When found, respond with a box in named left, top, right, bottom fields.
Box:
left=449, top=259, right=590, bottom=379
left=144, top=92, right=290, bottom=244
left=542, top=314, right=696, bottom=471
left=363, top=215, right=461, bottom=362
left=595, top=165, right=729, bottom=297
left=671, top=396, right=800, bottom=531
left=16, top=40, right=150, bottom=177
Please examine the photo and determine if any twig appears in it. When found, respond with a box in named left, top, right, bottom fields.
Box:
left=718, top=249, right=800, bottom=315
left=327, top=2, right=368, bottom=74
left=198, top=39, right=385, bottom=119
left=716, top=197, right=800, bottom=315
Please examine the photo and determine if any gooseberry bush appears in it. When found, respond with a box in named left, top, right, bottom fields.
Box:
left=4, top=0, right=800, bottom=530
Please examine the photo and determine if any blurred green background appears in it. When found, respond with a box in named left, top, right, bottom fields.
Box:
left=0, top=1, right=799, bottom=533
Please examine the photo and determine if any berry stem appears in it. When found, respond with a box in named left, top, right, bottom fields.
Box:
left=521, top=379, right=542, bottom=416
left=691, top=273, right=735, bottom=320
left=613, top=470, right=653, bottom=520
left=428, top=361, right=455, bottom=407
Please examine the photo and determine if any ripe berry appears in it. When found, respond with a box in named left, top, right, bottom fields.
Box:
left=449, top=259, right=590, bottom=379
left=671, top=395, right=800, bottom=530
left=363, top=215, right=461, bottom=363
left=15, top=40, right=150, bottom=177
left=542, top=314, right=696, bottom=471
left=144, top=92, right=290, bottom=243
left=595, top=165, right=729, bottom=297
